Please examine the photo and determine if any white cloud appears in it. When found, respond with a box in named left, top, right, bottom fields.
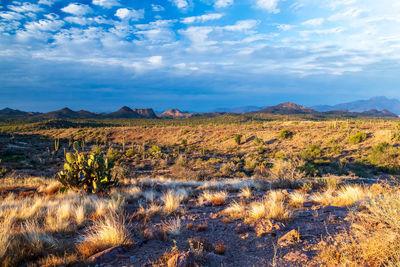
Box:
left=302, top=18, right=324, bottom=27
left=224, top=20, right=258, bottom=31
left=179, top=26, right=215, bottom=47
left=0, top=11, right=24, bottom=20
left=38, top=0, right=55, bottom=6
left=277, top=24, right=295, bottom=31
left=300, top=27, right=345, bottom=36
left=329, top=0, right=357, bottom=10
left=61, top=3, right=92, bottom=16
left=92, top=0, right=120, bottom=9
left=44, top=13, right=59, bottom=20
left=152, top=4, right=165, bottom=12
left=182, top=13, right=224, bottom=24
left=115, top=8, right=144, bottom=21
left=65, top=16, right=91, bottom=25
left=135, top=20, right=176, bottom=44
left=255, top=0, right=280, bottom=13
left=214, top=0, right=234, bottom=8
left=329, top=8, right=363, bottom=21
left=8, top=3, right=43, bottom=13
left=25, top=19, right=65, bottom=32
left=148, top=56, right=163, bottom=65
left=171, top=0, right=189, bottom=10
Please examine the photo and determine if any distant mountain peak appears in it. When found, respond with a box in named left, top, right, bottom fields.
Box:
left=118, top=106, right=133, bottom=112
left=312, top=96, right=400, bottom=115
left=158, top=108, right=192, bottom=118
left=257, top=102, right=315, bottom=114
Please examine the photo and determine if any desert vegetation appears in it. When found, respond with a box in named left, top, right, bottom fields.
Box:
left=1, top=117, right=400, bottom=266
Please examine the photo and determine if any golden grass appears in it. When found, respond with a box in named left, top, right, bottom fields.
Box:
left=37, top=253, right=79, bottom=267
left=220, top=201, right=247, bottom=219
left=318, top=187, right=400, bottom=266
left=239, top=187, right=252, bottom=199
left=311, top=185, right=369, bottom=207
left=77, top=214, right=132, bottom=257
left=289, top=191, right=307, bottom=208
left=220, top=190, right=292, bottom=222
left=199, top=191, right=228, bottom=206
left=163, top=190, right=183, bottom=214
left=162, top=217, right=181, bottom=236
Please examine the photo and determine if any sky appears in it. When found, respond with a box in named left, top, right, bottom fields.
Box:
left=1, top=0, right=400, bottom=112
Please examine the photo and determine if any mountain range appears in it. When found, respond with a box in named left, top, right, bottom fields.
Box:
left=311, top=96, right=400, bottom=115
left=1, top=96, right=399, bottom=121
left=217, top=96, right=400, bottom=115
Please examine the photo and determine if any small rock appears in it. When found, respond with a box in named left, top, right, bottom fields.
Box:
left=278, top=229, right=301, bottom=247
left=283, top=251, right=309, bottom=263
left=143, top=227, right=165, bottom=240
left=253, top=219, right=284, bottom=237
left=87, top=245, right=124, bottom=263
left=167, top=251, right=195, bottom=267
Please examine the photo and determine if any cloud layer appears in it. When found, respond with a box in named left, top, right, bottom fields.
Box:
left=1, top=0, right=400, bottom=111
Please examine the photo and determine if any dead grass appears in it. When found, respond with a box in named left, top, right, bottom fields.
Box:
left=162, top=217, right=181, bottom=236
left=311, top=185, right=369, bottom=207
left=289, top=191, right=307, bottom=208
left=77, top=214, right=133, bottom=257
left=37, top=253, right=79, bottom=267
left=163, top=190, right=183, bottom=214
left=239, top=187, right=252, bottom=199
left=199, top=190, right=228, bottom=206
left=318, top=187, right=400, bottom=266
left=220, top=190, right=292, bottom=222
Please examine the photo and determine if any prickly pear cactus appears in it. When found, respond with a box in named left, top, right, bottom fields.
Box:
left=58, top=143, right=118, bottom=193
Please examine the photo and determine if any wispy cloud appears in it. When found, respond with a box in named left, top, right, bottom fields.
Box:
left=182, top=13, right=224, bottom=24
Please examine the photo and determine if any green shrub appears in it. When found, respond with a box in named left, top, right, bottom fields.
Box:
left=220, top=161, right=237, bottom=176
left=301, top=144, right=322, bottom=161
left=348, top=131, right=367, bottom=144
left=0, top=159, right=6, bottom=177
left=234, top=134, right=243, bottom=145
left=107, top=147, right=120, bottom=162
left=58, top=142, right=118, bottom=193
left=279, top=129, right=294, bottom=139
left=254, top=137, right=263, bottom=145
left=125, top=148, right=136, bottom=157
left=244, top=158, right=258, bottom=172
left=368, top=142, right=400, bottom=172
left=148, top=145, right=163, bottom=158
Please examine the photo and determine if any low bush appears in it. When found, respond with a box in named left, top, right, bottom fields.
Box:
left=279, top=129, right=294, bottom=139
left=348, top=131, right=367, bottom=144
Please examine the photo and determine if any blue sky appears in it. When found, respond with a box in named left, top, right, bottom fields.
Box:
left=1, top=0, right=400, bottom=112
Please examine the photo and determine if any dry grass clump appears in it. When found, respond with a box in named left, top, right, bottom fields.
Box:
left=0, top=220, right=60, bottom=266
left=239, top=187, right=252, bottom=199
left=77, top=214, right=133, bottom=257
left=289, top=191, right=307, bottom=208
left=163, top=190, right=183, bottom=214
left=220, top=201, right=247, bottom=219
left=162, top=217, right=181, bottom=236
left=37, top=253, right=79, bottom=267
left=318, top=187, right=400, bottom=266
left=247, top=191, right=291, bottom=222
left=311, top=185, right=369, bottom=207
left=199, top=191, right=228, bottom=206
left=220, top=190, right=292, bottom=222
left=0, top=189, right=129, bottom=265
